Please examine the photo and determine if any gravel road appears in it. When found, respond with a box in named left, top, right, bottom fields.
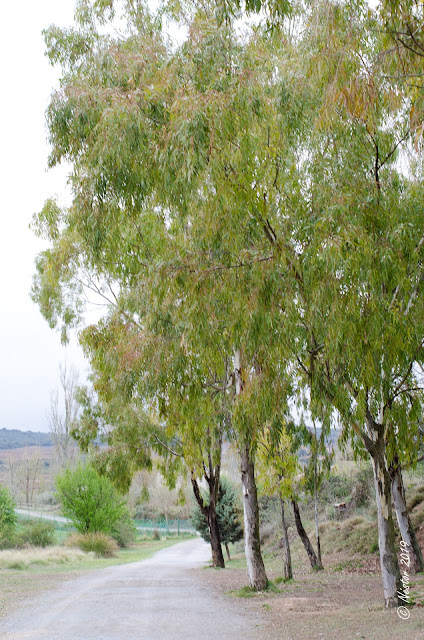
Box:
left=0, top=538, right=263, bottom=640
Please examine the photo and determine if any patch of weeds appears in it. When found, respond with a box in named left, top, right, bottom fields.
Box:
left=332, top=559, right=364, bottom=572
left=228, top=581, right=281, bottom=598
left=230, top=585, right=257, bottom=598
left=408, top=584, right=424, bottom=607
left=262, top=604, right=271, bottom=611
left=7, top=561, right=24, bottom=570
left=407, top=485, right=424, bottom=511
left=266, top=580, right=281, bottom=593
left=274, top=576, right=293, bottom=586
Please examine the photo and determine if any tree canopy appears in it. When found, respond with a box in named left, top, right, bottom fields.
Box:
left=32, top=0, right=424, bottom=606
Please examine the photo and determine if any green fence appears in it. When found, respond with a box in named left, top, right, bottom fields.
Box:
left=15, top=510, right=75, bottom=545
left=133, top=519, right=195, bottom=538
left=15, top=508, right=196, bottom=541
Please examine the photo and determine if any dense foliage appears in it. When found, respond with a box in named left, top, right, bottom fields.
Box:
left=191, top=478, right=243, bottom=548
left=31, top=0, right=424, bottom=605
left=56, top=464, right=129, bottom=536
left=0, top=485, right=17, bottom=546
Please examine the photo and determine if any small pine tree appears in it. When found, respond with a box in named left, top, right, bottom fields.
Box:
left=192, top=477, right=243, bottom=561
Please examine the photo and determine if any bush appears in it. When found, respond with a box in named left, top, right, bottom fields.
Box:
left=66, top=532, right=118, bottom=557
left=351, top=467, right=374, bottom=508
left=56, top=464, right=129, bottom=535
left=0, top=525, right=16, bottom=550
left=0, top=486, right=17, bottom=549
left=152, top=529, right=161, bottom=540
left=0, top=486, right=17, bottom=533
left=17, top=520, right=56, bottom=548
left=320, top=474, right=352, bottom=504
left=111, top=516, right=136, bottom=548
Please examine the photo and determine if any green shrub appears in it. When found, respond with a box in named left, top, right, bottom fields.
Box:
left=152, top=529, right=161, bottom=540
left=111, top=516, right=136, bottom=548
left=17, top=520, right=56, bottom=548
left=351, top=467, right=374, bottom=508
left=0, top=524, right=17, bottom=550
left=56, top=464, right=129, bottom=535
left=66, top=532, right=118, bottom=557
left=320, top=474, right=352, bottom=503
left=0, top=486, right=17, bottom=533
left=0, top=486, right=17, bottom=549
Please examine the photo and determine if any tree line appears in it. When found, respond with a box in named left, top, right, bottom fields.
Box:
left=31, top=0, right=424, bottom=608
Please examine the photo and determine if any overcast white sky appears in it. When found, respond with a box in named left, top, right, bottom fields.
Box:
left=0, top=0, right=89, bottom=432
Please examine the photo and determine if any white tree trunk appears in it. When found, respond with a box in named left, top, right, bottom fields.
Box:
left=372, top=456, right=402, bottom=608
left=235, top=348, right=268, bottom=590
left=240, top=444, right=268, bottom=590
left=391, top=464, right=423, bottom=573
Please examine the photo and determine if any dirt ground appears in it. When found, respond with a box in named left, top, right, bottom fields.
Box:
left=195, top=550, right=424, bottom=640
left=0, top=569, right=89, bottom=622
left=1, top=540, right=423, bottom=639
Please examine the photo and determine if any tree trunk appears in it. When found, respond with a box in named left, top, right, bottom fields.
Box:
left=371, top=450, right=402, bottom=608
left=25, top=468, right=30, bottom=505
left=291, top=499, right=322, bottom=570
left=390, top=460, right=424, bottom=574
left=235, top=348, right=268, bottom=590
left=191, top=473, right=225, bottom=568
left=240, top=444, right=268, bottom=590
left=280, top=497, right=292, bottom=580
left=225, top=542, right=231, bottom=562
left=208, top=508, right=225, bottom=568
left=313, top=422, right=322, bottom=568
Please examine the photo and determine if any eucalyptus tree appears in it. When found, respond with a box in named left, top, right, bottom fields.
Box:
left=31, top=0, right=294, bottom=589
left=208, top=0, right=424, bottom=604
left=72, top=302, right=232, bottom=568
left=31, top=0, right=424, bottom=605
left=256, top=424, right=297, bottom=579
left=281, top=0, right=424, bottom=606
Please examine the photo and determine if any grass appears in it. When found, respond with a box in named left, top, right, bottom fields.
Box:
left=0, top=537, right=188, bottom=572
left=0, top=547, right=89, bottom=570
left=65, top=532, right=118, bottom=557
left=228, top=579, right=282, bottom=598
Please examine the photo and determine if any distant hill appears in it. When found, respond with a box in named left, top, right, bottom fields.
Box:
left=0, top=428, right=53, bottom=449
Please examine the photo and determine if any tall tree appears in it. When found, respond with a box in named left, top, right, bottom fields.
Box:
left=49, top=361, right=80, bottom=468
left=31, top=0, right=424, bottom=606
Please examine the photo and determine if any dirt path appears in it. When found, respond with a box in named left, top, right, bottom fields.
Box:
left=0, top=539, right=264, bottom=640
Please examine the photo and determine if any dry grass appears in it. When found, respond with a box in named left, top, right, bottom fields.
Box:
left=65, top=532, right=119, bottom=557
left=318, top=515, right=379, bottom=555
left=0, top=546, right=90, bottom=570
